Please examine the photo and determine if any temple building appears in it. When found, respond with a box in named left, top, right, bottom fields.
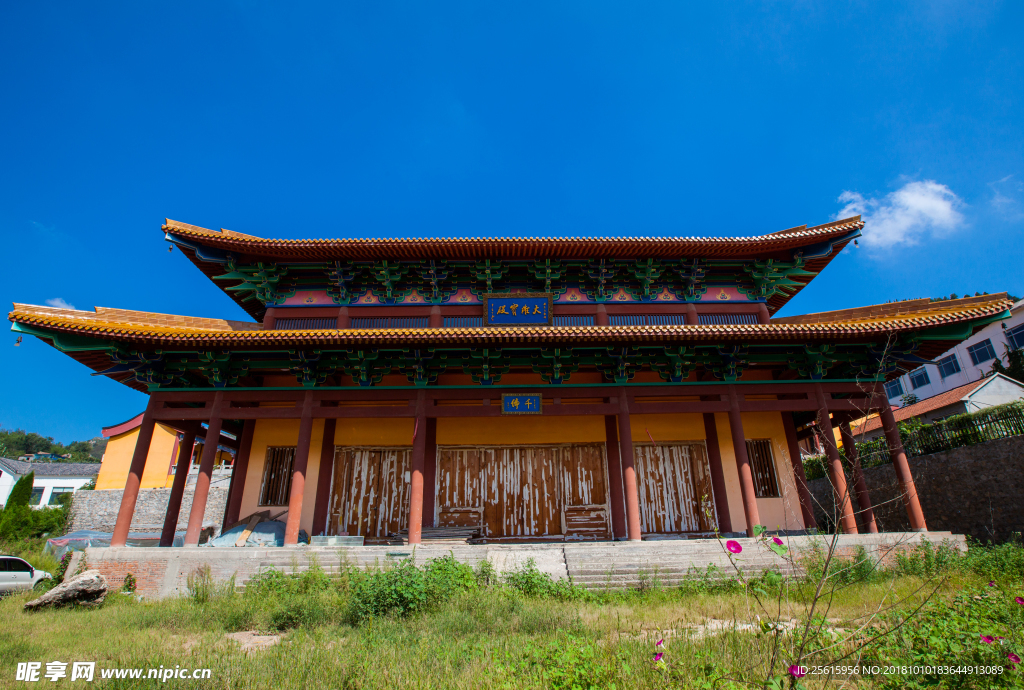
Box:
left=8, top=216, right=1013, bottom=547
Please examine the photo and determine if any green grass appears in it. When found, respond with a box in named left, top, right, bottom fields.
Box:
left=1, top=544, right=1023, bottom=688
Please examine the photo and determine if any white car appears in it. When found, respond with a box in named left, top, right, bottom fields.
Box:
left=0, top=556, right=53, bottom=594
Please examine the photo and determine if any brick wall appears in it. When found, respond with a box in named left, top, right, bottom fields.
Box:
left=69, top=487, right=228, bottom=533
left=808, top=435, right=1024, bottom=542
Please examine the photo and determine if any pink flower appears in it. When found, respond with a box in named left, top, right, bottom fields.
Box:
left=1008, top=653, right=1021, bottom=665
left=989, top=581, right=997, bottom=587
left=726, top=540, right=742, bottom=554
left=981, top=636, right=995, bottom=644
left=773, top=536, right=784, bottom=545
left=654, top=652, right=664, bottom=662
left=788, top=665, right=806, bottom=678
left=656, top=639, right=664, bottom=647
left=1016, top=597, right=1024, bottom=605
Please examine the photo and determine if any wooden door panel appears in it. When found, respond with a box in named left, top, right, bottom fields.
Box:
left=635, top=443, right=719, bottom=534
left=329, top=447, right=410, bottom=538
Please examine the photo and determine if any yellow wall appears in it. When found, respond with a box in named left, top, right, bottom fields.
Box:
left=240, top=419, right=326, bottom=535
left=96, top=423, right=179, bottom=490
left=436, top=415, right=605, bottom=445
left=713, top=412, right=805, bottom=532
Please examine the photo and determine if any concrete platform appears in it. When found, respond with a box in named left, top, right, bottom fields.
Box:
left=84, top=531, right=966, bottom=599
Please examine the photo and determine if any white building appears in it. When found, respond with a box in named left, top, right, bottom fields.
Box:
left=883, top=298, right=1024, bottom=405
left=0, top=458, right=101, bottom=508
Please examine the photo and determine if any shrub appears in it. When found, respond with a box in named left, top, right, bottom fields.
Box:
left=424, top=553, right=476, bottom=604
left=122, top=572, right=137, bottom=593
left=53, top=551, right=74, bottom=584
left=348, top=559, right=427, bottom=623
left=503, top=558, right=555, bottom=597
left=186, top=564, right=232, bottom=604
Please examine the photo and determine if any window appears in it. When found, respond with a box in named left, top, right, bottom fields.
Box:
left=884, top=379, right=904, bottom=400
left=259, top=447, right=296, bottom=506
left=443, top=317, right=483, bottom=328
left=909, top=368, right=931, bottom=390
left=48, top=487, right=74, bottom=505
left=1007, top=324, right=1024, bottom=352
left=936, top=354, right=961, bottom=380
left=745, top=439, right=780, bottom=498
left=7, top=558, right=31, bottom=572
left=967, top=339, right=997, bottom=366
left=350, top=316, right=429, bottom=328
left=697, top=313, right=759, bottom=325
left=273, top=317, right=338, bottom=330
left=609, top=314, right=688, bottom=326
left=553, top=315, right=595, bottom=326
left=29, top=488, right=44, bottom=506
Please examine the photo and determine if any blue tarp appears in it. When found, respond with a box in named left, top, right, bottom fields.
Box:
left=204, top=520, right=309, bottom=547
left=45, top=530, right=185, bottom=559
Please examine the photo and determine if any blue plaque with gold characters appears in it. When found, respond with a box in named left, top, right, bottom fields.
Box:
left=501, top=393, right=543, bottom=415
left=483, top=293, right=553, bottom=326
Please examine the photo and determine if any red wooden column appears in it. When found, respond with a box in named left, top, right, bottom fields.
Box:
left=616, top=390, right=643, bottom=541
left=184, top=392, right=225, bottom=545
left=838, top=420, right=878, bottom=533
left=284, top=391, right=316, bottom=545
left=111, top=397, right=159, bottom=547
left=160, top=422, right=198, bottom=547
left=604, top=415, right=627, bottom=539
left=421, top=417, right=438, bottom=530
left=684, top=303, right=699, bottom=325
left=701, top=413, right=732, bottom=533
left=595, top=304, right=609, bottom=326
left=222, top=419, right=256, bottom=531
left=311, top=417, right=337, bottom=536
left=407, top=391, right=428, bottom=544
left=428, top=305, right=443, bottom=328
left=726, top=388, right=760, bottom=537
left=879, top=402, right=928, bottom=531
left=781, top=412, right=818, bottom=530
left=814, top=386, right=858, bottom=534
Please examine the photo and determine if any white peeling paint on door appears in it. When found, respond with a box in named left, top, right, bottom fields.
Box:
left=328, top=447, right=411, bottom=538
left=634, top=443, right=718, bottom=534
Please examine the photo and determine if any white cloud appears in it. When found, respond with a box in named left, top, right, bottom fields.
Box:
left=45, top=298, right=76, bottom=310
left=989, top=174, right=1024, bottom=220
left=835, top=180, right=966, bottom=249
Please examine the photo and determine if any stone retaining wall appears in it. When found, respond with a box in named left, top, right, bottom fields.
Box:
left=808, top=435, right=1024, bottom=542
left=69, top=488, right=228, bottom=533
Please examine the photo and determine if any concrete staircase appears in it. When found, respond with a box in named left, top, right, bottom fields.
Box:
left=235, top=531, right=963, bottom=592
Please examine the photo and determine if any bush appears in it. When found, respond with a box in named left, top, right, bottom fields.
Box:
left=122, top=572, right=137, bottom=593
left=186, top=564, right=233, bottom=604
left=424, top=554, right=476, bottom=604
left=349, top=559, right=427, bottom=622
left=53, top=551, right=74, bottom=584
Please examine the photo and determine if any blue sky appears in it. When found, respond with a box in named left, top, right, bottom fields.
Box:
left=1, top=2, right=1022, bottom=443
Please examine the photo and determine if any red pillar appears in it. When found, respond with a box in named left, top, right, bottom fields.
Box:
left=311, top=417, right=337, bottom=536
left=727, top=389, right=760, bottom=537
left=839, top=421, right=878, bottom=533
left=701, top=413, right=732, bottom=533
left=337, top=306, right=350, bottom=329
left=422, top=417, right=438, bottom=530
left=222, top=419, right=256, bottom=531
left=756, top=303, right=771, bottom=324
left=407, top=392, right=428, bottom=544
left=879, top=402, right=928, bottom=531
left=429, top=305, right=443, bottom=328
left=604, top=415, right=627, bottom=539
left=782, top=412, right=817, bottom=531
left=595, top=304, right=609, bottom=326
left=815, top=386, right=858, bottom=534
left=184, top=393, right=225, bottom=545
left=160, top=423, right=197, bottom=547
left=616, top=390, right=643, bottom=541
left=685, top=303, right=699, bottom=325
left=284, top=392, right=316, bottom=545
left=111, top=398, right=159, bottom=547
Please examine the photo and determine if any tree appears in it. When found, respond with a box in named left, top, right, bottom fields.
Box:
left=900, top=392, right=920, bottom=406
left=992, top=345, right=1024, bottom=384
left=5, top=472, right=34, bottom=509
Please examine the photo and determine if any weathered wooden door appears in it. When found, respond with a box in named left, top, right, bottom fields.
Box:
left=560, top=444, right=612, bottom=540
left=327, top=447, right=411, bottom=538
left=633, top=443, right=718, bottom=534
left=435, top=444, right=611, bottom=539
